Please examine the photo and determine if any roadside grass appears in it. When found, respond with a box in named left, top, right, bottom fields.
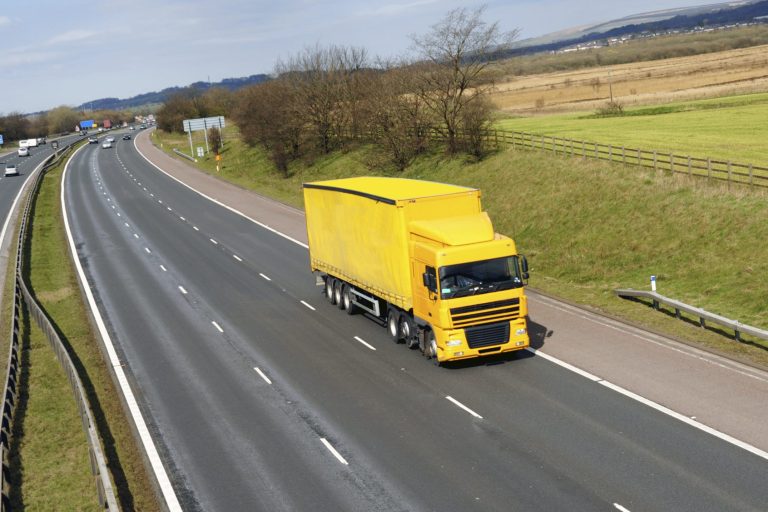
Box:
left=152, top=129, right=768, bottom=367
left=18, top=158, right=159, bottom=510
left=495, top=92, right=768, bottom=166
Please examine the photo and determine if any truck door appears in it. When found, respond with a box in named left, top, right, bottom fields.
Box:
left=412, top=261, right=438, bottom=323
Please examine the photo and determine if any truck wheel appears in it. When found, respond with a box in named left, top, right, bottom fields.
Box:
left=399, top=315, right=417, bottom=349
left=325, top=278, right=336, bottom=304
left=387, top=309, right=401, bottom=343
left=334, top=280, right=345, bottom=309
left=343, top=285, right=358, bottom=315
left=425, top=330, right=441, bottom=366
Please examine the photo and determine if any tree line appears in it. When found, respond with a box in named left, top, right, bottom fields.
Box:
left=157, top=7, right=517, bottom=173
left=0, top=106, right=139, bottom=143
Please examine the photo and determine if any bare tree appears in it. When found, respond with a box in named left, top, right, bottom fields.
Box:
left=411, top=6, right=518, bottom=154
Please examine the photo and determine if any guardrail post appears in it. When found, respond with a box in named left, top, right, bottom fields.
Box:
left=707, top=158, right=712, bottom=181
left=727, top=161, right=732, bottom=189
left=622, top=146, right=626, bottom=165
left=670, top=154, right=674, bottom=174
left=581, top=141, right=585, bottom=160
left=637, top=148, right=641, bottom=166
left=749, top=163, right=753, bottom=187
left=653, top=151, right=658, bottom=172
left=609, top=145, right=613, bottom=162
left=688, top=156, right=692, bottom=177
left=699, top=317, right=706, bottom=328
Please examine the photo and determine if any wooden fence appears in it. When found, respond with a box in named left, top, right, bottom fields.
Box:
left=486, top=130, right=768, bottom=189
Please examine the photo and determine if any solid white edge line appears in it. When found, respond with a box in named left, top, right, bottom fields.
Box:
left=258, top=272, right=270, bottom=280
left=212, top=321, right=224, bottom=333
left=525, top=347, right=601, bottom=382
left=599, top=380, right=768, bottom=461
left=445, top=396, right=483, bottom=419
left=253, top=367, right=272, bottom=385
left=300, top=300, right=316, bottom=311
left=320, top=438, right=349, bottom=465
left=134, top=134, right=309, bottom=249
left=614, top=503, right=632, bottom=512
left=526, top=348, right=768, bottom=462
left=133, top=131, right=768, bottom=462
left=353, top=336, right=376, bottom=351
left=61, top=144, right=183, bottom=511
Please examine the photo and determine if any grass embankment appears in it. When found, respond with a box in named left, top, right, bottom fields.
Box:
left=153, top=129, right=768, bottom=367
left=495, top=92, right=768, bottom=166
left=9, top=157, right=159, bottom=509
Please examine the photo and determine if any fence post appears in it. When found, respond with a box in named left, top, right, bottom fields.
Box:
left=595, top=143, right=598, bottom=159
left=749, top=163, right=753, bottom=187
left=495, top=130, right=499, bottom=149
left=622, top=146, right=626, bottom=165
left=582, top=141, right=585, bottom=160
left=707, top=158, right=712, bottom=181
left=670, top=154, right=674, bottom=174
left=609, top=145, right=613, bottom=162
left=637, top=148, right=641, bottom=166
left=570, top=139, right=574, bottom=157
left=688, top=156, right=692, bottom=177
left=653, top=151, right=657, bottom=172
left=727, top=161, right=732, bottom=189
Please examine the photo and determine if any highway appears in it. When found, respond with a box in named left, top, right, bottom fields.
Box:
left=61, top=135, right=768, bottom=511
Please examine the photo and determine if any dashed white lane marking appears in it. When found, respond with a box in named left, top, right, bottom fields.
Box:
left=167, top=207, right=172, bottom=211
left=193, top=226, right=199, bottom=231
left=614, top=504, right=631, bottom=512
left=320, top=438, right=349, bottom=465
left=160, top=265, right=167, bottom=272
left=209, top=238, right=218, bottom=245
left=117, top=212, right=121, bottom=217
left=354, top=336, right=376, bottom=351
left=133, top=233, right=139, bottom=239
left=144, top=247, right=151, bottom=254
left=233, top=255, right=243, bottom=262
left=300, top=301, right=316, bottom=311
left=446, top=396, right=483, bottom=419
left=124, top=222, right=129, bottom=227
left=259, top=273, right=270, bottom=281
left=150, top=193, right=154, bottom=197
left=179, top=216, right=185, bottom=221
left=253, top=367, right=272, bottom=385
left=178, top=286, right=188, bottom=295
left=211, top=321, right=224, bottom=333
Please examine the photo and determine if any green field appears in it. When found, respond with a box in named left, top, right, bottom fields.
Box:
left=495, top=93, right=768, bottom=166
left=153, top=129, right=768, bottom=367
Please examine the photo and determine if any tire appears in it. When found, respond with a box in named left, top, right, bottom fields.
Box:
left=334, top=280, right=345, bottom=309
left=399, top=314, right=417, bottom=349
left=343, top=285, right=358, bottom=315
left=387, top=309, right=401, bottom=343
left=425, top=330, right=441, bottom=366
left=325, top=277, right=336, bottom=304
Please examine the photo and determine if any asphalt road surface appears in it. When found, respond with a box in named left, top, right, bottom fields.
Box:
left=62, top=136, right=768, bottom=511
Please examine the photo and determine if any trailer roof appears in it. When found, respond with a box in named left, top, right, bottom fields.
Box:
left=304, top=177, right=477, bottom=204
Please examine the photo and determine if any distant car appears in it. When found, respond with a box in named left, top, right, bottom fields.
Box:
left=88, top=137, right=98, bottom=144
left=4, top=164, right=18, bottom=176
left=102, top=141, right=112, bottom=149
left=139, top=124, right=147, bottom=129
left=80, top=131, right=88, bottom=136
left=106, top=136, right=115, bottom=143
left=17, top=147, right=29, bottom=157
left=129, top=126, right=135, bottom=130
left=122, top=134, right=132, bottom=140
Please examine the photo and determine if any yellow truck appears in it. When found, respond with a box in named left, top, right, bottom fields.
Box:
left=303, top=177, right=530, bottom=365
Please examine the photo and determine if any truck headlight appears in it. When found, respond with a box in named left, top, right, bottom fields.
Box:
left=516, top=328, right=527, bottom=336
left=446, top=339, right=462, bottom=347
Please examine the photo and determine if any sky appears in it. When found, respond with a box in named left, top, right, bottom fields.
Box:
left=1, top=0, right=722, bottom=114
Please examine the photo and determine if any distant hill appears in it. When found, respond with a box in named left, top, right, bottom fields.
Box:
left=512, top=0, right=768, bottom=54
left=78, top=74, right=270, bottom=111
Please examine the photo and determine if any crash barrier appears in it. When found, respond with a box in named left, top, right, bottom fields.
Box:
left=172, top=148, right=197, bottom=162
left=0, top=144, right=118, bottom=511
left=487, top=130, right=768, bottom=189
left=615, top=288, right=768, bottom=343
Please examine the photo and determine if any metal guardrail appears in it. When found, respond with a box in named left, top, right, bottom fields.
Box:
left=615, top=288, right=768, bottom=342
left=0, top=144, right=119, bottom=511
left=172, top=148, right=196, bottom=162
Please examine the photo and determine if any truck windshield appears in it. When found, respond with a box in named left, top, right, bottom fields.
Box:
left=439, top=256, right=523, bottom=299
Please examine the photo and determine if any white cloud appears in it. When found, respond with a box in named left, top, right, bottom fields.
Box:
left=47, top=29, right=98, bottom=45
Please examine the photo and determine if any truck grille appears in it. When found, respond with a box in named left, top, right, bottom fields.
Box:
left=450, top=298, right=520, bottom=328
left=465, top=322, right=510, bottom=349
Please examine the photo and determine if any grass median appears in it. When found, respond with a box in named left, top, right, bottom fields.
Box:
left=7, top=153, right=160, bottom=510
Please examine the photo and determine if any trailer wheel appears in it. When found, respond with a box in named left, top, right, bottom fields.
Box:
left=387, top=309, right=401, bottom=343
left=334, top=280, right=345, bottom=309
left=342, top=285, right=358, bottom=315
left=325, top=277, right=336, bottom=304
left=399, top=315, right=417, bottom=349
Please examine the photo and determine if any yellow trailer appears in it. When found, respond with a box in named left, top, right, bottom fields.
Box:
left=304, top=177, right=530, bottom=364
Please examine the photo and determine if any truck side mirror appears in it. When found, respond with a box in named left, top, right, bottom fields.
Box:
left=422, top=272, right=436, bottom=292
left=521, top=255, right=529, bottom=282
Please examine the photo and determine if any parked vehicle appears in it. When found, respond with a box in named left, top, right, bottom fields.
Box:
left=304, top=177, right=530, bottom=365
